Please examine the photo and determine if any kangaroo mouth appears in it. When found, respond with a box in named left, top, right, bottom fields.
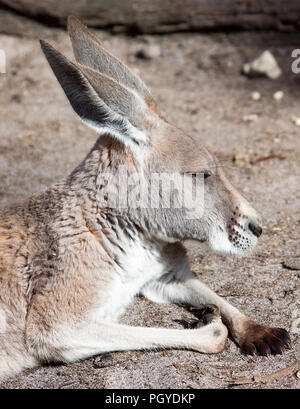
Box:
left=207, top=218, right=259, bottom=256
left=227, top=217, right=260, bottom=254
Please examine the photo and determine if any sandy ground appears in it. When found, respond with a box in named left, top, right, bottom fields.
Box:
left=0, top=27, right=299, bottom=389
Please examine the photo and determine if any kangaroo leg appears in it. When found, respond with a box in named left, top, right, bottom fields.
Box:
left=141, top=270, right=291, bottom=356
left=25, top=316, right=228, bottom=363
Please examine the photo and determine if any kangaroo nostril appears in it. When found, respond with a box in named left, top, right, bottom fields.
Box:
left=248, top=222, right=262, bottom=238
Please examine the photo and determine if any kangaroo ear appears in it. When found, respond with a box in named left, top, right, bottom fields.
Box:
left=67, top=16, right=153, bottom=100
left=40, top=40, right=149, bottom=148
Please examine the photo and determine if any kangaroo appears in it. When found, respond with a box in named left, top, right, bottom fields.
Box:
left=0, top=16, right=290, bottom=382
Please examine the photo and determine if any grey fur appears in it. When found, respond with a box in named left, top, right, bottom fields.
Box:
left=68, top=16, right=153, bottom=99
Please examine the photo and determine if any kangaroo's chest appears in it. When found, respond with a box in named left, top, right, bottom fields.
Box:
left=89, top=240, right=167, bottom=323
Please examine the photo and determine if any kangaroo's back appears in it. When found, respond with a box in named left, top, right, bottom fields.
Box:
left=0, top=204, right=29, bottom=300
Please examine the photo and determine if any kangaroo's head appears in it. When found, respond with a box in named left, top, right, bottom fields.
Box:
left=41, top=16, right=262, bottom=257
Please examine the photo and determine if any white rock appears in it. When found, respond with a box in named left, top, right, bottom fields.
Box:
left=243, top=114, right=258, bottom=122
left=243, top=50, right=282, bottom=80
left=291, top=116, right=300, bottom=126
left=136, top=44, right=161, bottom=60
left=273, top=90, right=284, bottom=101
left=234, top=154, right=250, bottom=166
left=250, top=91, right=261, bottom=101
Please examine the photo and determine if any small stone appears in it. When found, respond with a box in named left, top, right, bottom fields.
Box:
left=243, top=114, right=258, bottom=122
left=250, top=91, right=261, bottom=101
left=291, top=318, right=300, bottom=335
left=273, top=90, right=284, bottom=101
left=243, top=50, right=282, bottom=80
left=136, top=44, right=161, bottom=60
left=291, top=116, right=300, bottom=126
left=233, top=153, right=250, bottom=166
left=296, top=371, right=300, bottom=379
left=282, top=259, right=300, bottom=270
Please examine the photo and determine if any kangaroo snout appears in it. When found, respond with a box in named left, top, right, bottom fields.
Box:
left=224, top=202, right=262, bottom=256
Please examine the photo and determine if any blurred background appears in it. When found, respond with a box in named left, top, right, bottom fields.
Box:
left=0, top=0, right=299, bottom=389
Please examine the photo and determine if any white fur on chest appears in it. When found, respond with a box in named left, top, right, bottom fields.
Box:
left=89, top=238, right=166, bottom=323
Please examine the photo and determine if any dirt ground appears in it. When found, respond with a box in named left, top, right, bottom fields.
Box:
left=0, top=26, right=299, bottom=389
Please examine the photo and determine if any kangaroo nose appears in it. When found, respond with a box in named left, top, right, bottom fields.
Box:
left=248, top=221, right=262, bottom=238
